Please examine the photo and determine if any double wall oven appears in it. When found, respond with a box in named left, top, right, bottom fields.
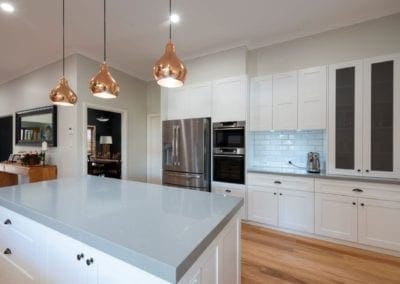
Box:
left=213, top=121, right=245, bottom=184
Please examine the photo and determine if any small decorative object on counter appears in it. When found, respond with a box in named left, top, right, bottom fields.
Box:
left=41, top=141, right=48, bottom=165
left=21, top=153, right=42, bottom=166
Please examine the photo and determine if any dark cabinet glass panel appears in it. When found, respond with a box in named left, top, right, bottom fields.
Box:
left=371, top=61, right=393, bottom=172
left=335, top=67, right=355, bottom=170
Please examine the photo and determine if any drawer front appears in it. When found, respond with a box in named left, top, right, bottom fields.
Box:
left=247, top=173, right=314, bottom=192
left=213, top=186, right=245, bottom=199
left=315, top=178, right=400, bottom=201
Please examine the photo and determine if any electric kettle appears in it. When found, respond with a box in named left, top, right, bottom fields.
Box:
left=307, top=152, right=320, bottom=173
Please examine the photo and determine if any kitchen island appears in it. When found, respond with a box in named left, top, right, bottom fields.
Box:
left=0, top=176, right=243, bottom=284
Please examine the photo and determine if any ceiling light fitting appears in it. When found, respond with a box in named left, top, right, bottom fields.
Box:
left=89, top=0, right=120, bottom=99
left=153, top=0, right=187, bottom=88
left=0, top=2, right=14, bottom=13
left=49, top=0, right=78, bottom=106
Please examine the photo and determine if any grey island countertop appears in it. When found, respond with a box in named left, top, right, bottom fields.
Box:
left=247, top=167, right=400, bottom=185
left=0, top=176, right=243, bottom=283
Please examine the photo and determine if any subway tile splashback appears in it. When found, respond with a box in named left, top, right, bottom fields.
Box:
left=248, top=130, right=326, bottom=171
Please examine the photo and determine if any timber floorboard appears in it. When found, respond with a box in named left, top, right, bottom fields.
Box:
left=241, top=223, right=400, bottom=284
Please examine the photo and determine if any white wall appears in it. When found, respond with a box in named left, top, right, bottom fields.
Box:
left=247, top=13, right=400, bottom=76
left=0, top=56, right=79, bottom=178
left=0, top=54, right=148, bottom=181
left=146, top=81, right=161, bottom=115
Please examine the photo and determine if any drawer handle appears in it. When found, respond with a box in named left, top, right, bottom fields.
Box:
left=77, top=253, right=84, bottom=261
left=225, top=189, right=231, bottom=193
left=274, top=181, right=281, bottom=185
left=273, top=192, right=277, bottom=195
left=360, top=203, right=365, bottom=207
left=352, top=202, right=356, bottom=206
left=279, top=193, right=283, bottom=196
left=4, top=248, right=12, bottom=255
left=86, top=258, right=94, bottom=266
left=4, top=219, right=11, bottom=225
left=352, top=188, right=363, bottom=193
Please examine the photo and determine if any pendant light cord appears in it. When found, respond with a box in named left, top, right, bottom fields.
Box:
left=104, top=0, right=106, bottom=62
left=62, top=0, right=65, bottom=77
left=169, top=0, right=172, bottom=41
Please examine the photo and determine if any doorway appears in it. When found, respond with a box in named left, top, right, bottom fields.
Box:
left=86, top=108, right=122, bottom=179
left=0, top=116, right=13, bottom=161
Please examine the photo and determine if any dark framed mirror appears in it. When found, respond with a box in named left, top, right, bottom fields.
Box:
left=15, top=106, right=57, bottom=147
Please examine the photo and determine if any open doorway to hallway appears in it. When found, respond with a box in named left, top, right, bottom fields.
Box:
left=87, top=108, right=122, bottom=179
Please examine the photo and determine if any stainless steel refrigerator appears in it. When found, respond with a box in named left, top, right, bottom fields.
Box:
left=162, top=118, right=211, bottom=191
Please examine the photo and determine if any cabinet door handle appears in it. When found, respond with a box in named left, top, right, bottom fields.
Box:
left=86, top=258, right=94, bottom=266
left=77, top=253, right=84, bottom=261
left=274, top=181, right=281, bottom=184
left=360, top=203, right=365, bottom=207
left=225, top=189, right=231, bottom=193
left=4, top=219, right=11, bottom=225
left=352, top=188, right=363, bottom=193
left=366, top=169, right=370, bottom=173
left=279, top=193, right=283, bottom=196
left=3, top=248, right=12, bottom=255
left=357, top=169, right=361, bottom=173
left=273, top=192, right=277, bottom=195
left=352, top=202, right=356, bottom=206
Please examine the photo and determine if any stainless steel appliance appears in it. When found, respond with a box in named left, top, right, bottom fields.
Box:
left=213, top=121, right=245, bottom=184
left=307, top=152, right=321, bottom=173
left=162, top=118, right=211, bottom=191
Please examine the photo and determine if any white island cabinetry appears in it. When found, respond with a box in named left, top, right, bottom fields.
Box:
left=0, top=177, right=243, bottom=284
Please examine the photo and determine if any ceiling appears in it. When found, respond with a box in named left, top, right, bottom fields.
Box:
left=1, top=0, right=400, bottom=84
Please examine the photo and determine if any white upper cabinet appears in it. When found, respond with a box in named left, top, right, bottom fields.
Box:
left=249, top=76, right=273, bottom=131
left=166, top=87, right=187, bottom=120
left=328, top=60, right=364, bottom=176
left=273, top=71, right=298, bottom=130
left=362, top=54, right=400, bottom=178
left=212, top=76, right=248, bottom=122
left=166, top=82, right=212, bottom=120
left=298, top=66, right=327, bottom=130
left=328, top=54, right=400, bottom=178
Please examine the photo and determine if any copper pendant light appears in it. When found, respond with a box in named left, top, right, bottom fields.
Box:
left=89, top=0, right=119, bottom=99
left=49, top=0, right=78, bottom=106
left=153, top=0, right=187, bottom=88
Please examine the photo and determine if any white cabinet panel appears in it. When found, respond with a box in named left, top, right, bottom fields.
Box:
left=221, top=222, right=240, bottom=284
left=273, top=71, right=298, bottom=130
left=186, top=83, right=212, bottom=119
left=247, top=185, right=278, bottom=226
left=358, top=198, right=400, bottom=251
left=212, top=76, right=247, bottom=122
left=328, top=60, right=363, bottom=176
left=278, top=189, right=314, bottom=233
left=167, top=88, right=187, bottom=120
left=200, top=246, right=218, bottom=284
left=315, top=193, right=358, bottom=242
left=0, top=253, right=37, bottom=284
left=249, top=76, right=273, bottom=131
left=362, top=54, right=400, bottom=178
left=298, top=66, right=327, bottom=130
left=44, top=231, right=86, bottom=284
left=212, top=182, right=247, bottom=220
left=166, top=83, right=212, bottom=120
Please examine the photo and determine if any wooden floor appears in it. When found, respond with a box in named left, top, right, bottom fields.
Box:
left=241, top=223, right=400, bottom=284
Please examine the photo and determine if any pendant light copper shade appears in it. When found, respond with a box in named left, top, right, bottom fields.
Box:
left=49, top=0, right=77, bottom=106
left=153, top=0, right=187, bottom=88
left=153, top=41, right=187, bottom=88
left=89, top=62, right=120, bottom=99
left=89, top=0, right=119, bottom=99
left=50, top=77, right=78, bottom=106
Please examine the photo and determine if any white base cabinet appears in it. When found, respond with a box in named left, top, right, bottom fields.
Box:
left=315, top=193, right=358, bottom=242
left=358, top=198, right=400, bottom=251
left=247, top=173, right=315, bottom=234
left=0, top=206, right=242, bottom=284
left=315, top=178, right=400, bottom=252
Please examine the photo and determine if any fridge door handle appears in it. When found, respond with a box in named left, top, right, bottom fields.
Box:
left=172, top=125, right=176, bottom=165
left=175, top=126, right=180, bottom=166
left=165, top=172, right=201, bottom=179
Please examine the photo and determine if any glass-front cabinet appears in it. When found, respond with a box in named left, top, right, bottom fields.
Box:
left=328, top=60, right=363, bottom=176
left=328, top=54, right=399, bottom=178
left=363, top=55, right=399, bottom=178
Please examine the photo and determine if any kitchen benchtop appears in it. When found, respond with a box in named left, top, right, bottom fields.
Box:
left=0, top=176, right=243, bottom=283
left=247, top=167, right=400, bottom=185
